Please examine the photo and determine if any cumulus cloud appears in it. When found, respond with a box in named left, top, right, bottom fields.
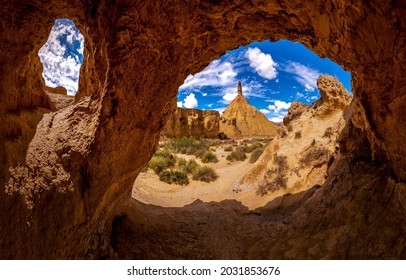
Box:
left=268, top=100, right=291, bottom=114
left=245, top=47, right=278, bottom=80
left=223, top=92, right=238, bottom=102
left=202, top=93, right=208, bottom=96
left=267, top=100, right=291, bottom=123
left=38, top=19, right=84, bottom=95
left=177, top=101, right=183, bottom=107
left=180, top=59, right=237, bottom=90
left=260, top=109, right=270, bottom=114
left=182, top=93, right=198, bottom=108
left=282, top=62, right=320, bottom=92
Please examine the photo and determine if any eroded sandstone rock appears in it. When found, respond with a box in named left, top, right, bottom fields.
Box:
left=161, top=108, right=220, bottom=138
left=0, top=0, right=405, bottom=259
left=219, top=82, right=279, bottom=138
left=283, top=102, right=309, bottom=126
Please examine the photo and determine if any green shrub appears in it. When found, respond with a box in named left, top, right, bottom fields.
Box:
left=226, top=147, right=246, bottom=161
left=192, top=166, right=218, bottom=182
left=148, top=149, right=176, bottom=174
left=256, top=154, right=288, bottom=196
left=167, top=136, right=209, bottom=157
left=179, top=159, right=200, bottom=174
left=159, top=170, right=189, bottom=185
left=224, top=145, right=233, bottom=152
left=249, top=147, right=265, bottom=163
left=201, top=151, right=218, bottom=163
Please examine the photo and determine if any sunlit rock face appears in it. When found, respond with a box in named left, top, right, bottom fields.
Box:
left=219, top=82, right=280, bottom=138
left=161, top=108, right=220, bottom=138
left=0, top=0, right=405, bottom=259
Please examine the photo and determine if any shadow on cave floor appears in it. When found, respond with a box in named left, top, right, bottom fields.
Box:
left=110, top=185, right=321, bottom=259
left=110, top=155, right=406, bottom=260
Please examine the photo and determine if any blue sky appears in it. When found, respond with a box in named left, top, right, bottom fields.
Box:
left=39, top=19, right=351, bottom=122
left=178, top=40, right=352, bottom=122
left=38, top=19, right=84, bottom=95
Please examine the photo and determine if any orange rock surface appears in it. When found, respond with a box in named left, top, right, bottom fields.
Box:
left=0, top=0, right=405, bottom=259
left=219, top=82, right=279, bottom=138
left=161, top=107, right=220, bottom=138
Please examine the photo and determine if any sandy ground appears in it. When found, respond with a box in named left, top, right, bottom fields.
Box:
left=132, top=144, right=274, bottom=209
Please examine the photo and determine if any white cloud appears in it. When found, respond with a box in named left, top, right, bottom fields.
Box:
left=177, top=101, right=183, bottom=107
left=260, top=109, right=270, bottom=114
left=182, top=93, right=198, bottom=108
left=275, top=79, right=279, bottom=83
left=245, top=47, right=278, bottom=80
left=223, top=92, right=238, bottom=102
left=38, top=19, right=84, bottom=95
left=267, top=100, right=291, bottom=123
left=218, top=80, right=267, bottom=105
left=296, top=92, right=304, bottom=99
left=304, top=83, right=315, bottom=92
left=282, top=62, right=320, bottom=92
left=213, top=107, right=226, bottom=114
left=207, top=104, right=213, bottom=108
left=270, top=116, right=284, bottom=123
left=202, top=93, right=207, bottom=96
left=268, top=100, right=291, bottom=114
left=179, top=59, right=237, bottom=90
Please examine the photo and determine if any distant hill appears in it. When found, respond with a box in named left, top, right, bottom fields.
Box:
left=219, top=81, right=279, bottom=138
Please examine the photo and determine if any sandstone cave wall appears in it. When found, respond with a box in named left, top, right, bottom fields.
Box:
left=0, top=0, right=405, bottom=259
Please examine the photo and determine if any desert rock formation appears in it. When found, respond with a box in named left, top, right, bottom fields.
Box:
left=219, top=82, right=279, bottom=138
left=243, top=74, right=351, bottom=199
left=0, top=0, right=405, bottom=259
left=315, top=74, right=353, bottom=114
left=161, top=107, right=220, bottom=138
left=283, top=102, right=309, bottom=126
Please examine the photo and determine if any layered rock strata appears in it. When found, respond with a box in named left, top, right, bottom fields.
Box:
left=161, top=108, right=220, bottom=138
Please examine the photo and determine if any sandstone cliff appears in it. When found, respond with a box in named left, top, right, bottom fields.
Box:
left=0, top=0, right=405, bottom=260
left=161, top=107, right=220, bottom=138
left=243, top=75, right=352, bottom=198
left=219, top=82, right=279, bottom=138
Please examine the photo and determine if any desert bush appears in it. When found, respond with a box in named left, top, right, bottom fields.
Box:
left=159, top=170, right=189, bottom=185
left=167, top=136, right=209, bottom=156
left=323, top=127, right=334, bottom=138
left=241, top=142, right=263, bottom=153
left=192, top=166, right=218, bottom=182
left=226, top=147, right=246, bottom=161
left=299, top=146, right=330, bottom=165
left=287, top=124, right=293, bottom=132
left=249, top=147, right=265, bottom=163
left=224, top=145, right=233, bottom=152
left=148, top=150, right=176, bottom=174
left=179, top=159, right=200, bottom=174
left=294, top=131, right=302, bottom=139
left=201, top=151, right=218, bottom=163
left=256, top=154, right=288, bottom=196
left=177, top=157, right=187, bottom=169
left=280, top=130, right=287, bottom=138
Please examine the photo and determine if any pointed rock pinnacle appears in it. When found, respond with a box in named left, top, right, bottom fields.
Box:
left=238, top=81, right=243, bottom=96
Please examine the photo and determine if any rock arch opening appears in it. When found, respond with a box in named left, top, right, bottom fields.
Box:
left=1, top=0, right=405, bottom=260
left=38, top=19, right=84, bottom=96
left=132, top=40, right=352, bottom=210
